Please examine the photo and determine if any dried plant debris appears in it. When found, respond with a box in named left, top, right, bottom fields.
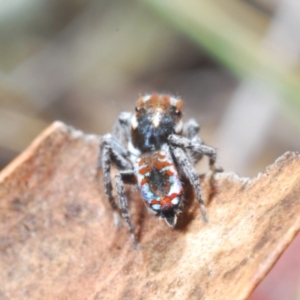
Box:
left=0, top=121, right=299, bottom=300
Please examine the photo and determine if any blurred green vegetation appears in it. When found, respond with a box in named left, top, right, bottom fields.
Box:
left=139, top=0, right=300, bottom=116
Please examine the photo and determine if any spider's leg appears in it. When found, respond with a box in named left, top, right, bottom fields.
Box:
left=97, top=134, right=132, bottom=225
left=171, top=146, right=208, bottom=222
left=183, top=119, right=202, bottom=142
left=169, top=134, right=221, bottom=172
left=115, top=170, right=138, bottom=248
left=98, top=142, right=116, bottom=210
left=112, top=112, right=132, bottom=145
left=182, top=119, right=203, bottom=164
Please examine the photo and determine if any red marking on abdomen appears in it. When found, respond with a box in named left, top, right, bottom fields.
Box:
left=139, top=166, right=150, bottom=175
left=151, top=192, right=181, bottom=208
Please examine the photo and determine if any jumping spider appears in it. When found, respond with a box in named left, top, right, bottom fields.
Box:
left=98, top=94, right=220, bottom=247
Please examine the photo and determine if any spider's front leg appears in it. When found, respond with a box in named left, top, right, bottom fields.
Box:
left=115, top=170, right=138, bottom=248
left=182, top=119, right=203, bottom=164
left=169, top=133, right=221, bottom=172
left=171, top=146, right=208, bottom=222
left=183, top=119, right=202, bottom=143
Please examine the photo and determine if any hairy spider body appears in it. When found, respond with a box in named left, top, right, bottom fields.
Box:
left=98, top=94, right=219, bottom=246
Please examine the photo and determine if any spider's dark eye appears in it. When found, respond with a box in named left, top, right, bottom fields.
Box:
left=171, top=104, right=182, bottom=117
left=171, top=106, right=181, bottom=116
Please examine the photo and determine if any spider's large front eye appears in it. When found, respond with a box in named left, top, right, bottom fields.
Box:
left=175, top=109, right=181, bottom=116
left=135, top=106, right=146, bottom=114
left=171, top=106, right=182, bottom=118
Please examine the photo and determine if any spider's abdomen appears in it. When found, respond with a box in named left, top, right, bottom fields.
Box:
left=135, top=150, right=183, bottom=224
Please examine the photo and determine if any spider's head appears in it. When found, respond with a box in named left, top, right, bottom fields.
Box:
left=131, top=94, right=183, bottom=152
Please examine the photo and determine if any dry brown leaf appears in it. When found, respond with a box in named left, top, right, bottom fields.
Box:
left=0, top=121, right=299, bottom=300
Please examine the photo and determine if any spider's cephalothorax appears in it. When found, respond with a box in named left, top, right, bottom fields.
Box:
left=98, top=94, right=220, bottom=246
left=131, top=94, right=183, bottom=152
